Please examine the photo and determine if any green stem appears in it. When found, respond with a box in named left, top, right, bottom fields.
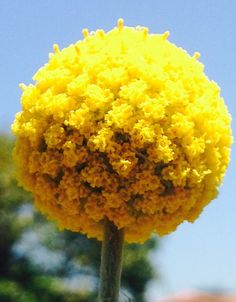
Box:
left=98, top=218, right=124, bottom=302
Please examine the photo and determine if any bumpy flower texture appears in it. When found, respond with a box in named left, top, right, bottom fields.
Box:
left=12, top=19, right=232, bottom=243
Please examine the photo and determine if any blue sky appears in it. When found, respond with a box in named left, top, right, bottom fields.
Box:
left=1, top=1, right=235, bottom=301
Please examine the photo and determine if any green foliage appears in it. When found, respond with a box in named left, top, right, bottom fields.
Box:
left=0, top=279, right=37, bottom=302
left=123, top=239, right=158, bottom=301
left=0, top=135, right=159, bottom=302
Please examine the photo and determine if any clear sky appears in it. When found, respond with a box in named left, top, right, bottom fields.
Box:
left=1, top=1, right=235, bottom=301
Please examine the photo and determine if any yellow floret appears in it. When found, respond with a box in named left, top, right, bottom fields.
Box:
left=12, top=19, right=232, bottom=243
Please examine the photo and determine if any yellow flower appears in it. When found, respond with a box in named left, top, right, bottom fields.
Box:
left=12, top=19, right=232, bottom=243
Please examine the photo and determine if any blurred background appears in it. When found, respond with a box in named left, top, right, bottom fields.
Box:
left=0, top=1, right=235, bottom=301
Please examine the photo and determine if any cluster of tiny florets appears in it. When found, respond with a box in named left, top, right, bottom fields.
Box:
left=12, top=19, right=232, bottom=243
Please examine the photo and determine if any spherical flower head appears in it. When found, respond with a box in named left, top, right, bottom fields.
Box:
left=12, top=19, right=232, bottom=243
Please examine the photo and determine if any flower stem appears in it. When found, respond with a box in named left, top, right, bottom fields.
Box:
left=98, top=218, right=124, bottom=302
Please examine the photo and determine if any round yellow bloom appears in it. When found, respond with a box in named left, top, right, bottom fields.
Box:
left=12, top=19, right=232, bottom=243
